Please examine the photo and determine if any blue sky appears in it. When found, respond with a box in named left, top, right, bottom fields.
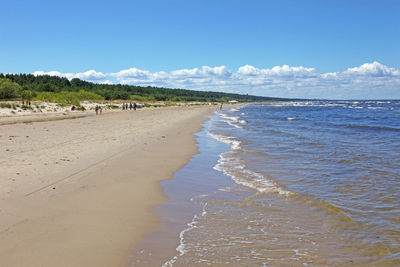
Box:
left=1, top=0, right=400, bottom=99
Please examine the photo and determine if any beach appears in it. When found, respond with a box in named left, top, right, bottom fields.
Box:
left=0, top=105, right=214, bottom=266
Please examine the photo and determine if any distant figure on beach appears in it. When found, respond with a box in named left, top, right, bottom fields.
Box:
left=220, top=103, right=223, bottom=110
left=133, top=103, right=137, bottom=110
left=95, top=105, right=99, bottom=115
left=99, top=106, right=102, bottom=115
left=129, top=103, right=133, bottom=110
left=122, top=103, right=125, bottom=110
left=71, top=105, right=76, bottom=111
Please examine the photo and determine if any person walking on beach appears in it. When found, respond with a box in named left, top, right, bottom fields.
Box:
left=99, top=106, right=102, bottom=115
left=122, top=103, right=125, bottom=110
left=133, top=103, right=137, bottom=110
left=95, top=105, right=99, bottom=115
left=129, top=103, right=133, bottom=110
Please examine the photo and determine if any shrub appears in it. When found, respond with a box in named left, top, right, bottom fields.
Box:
left=130, top=94, right=156, bottom=101
left=33, top=90, right=104, bottom=105
left=0, top=78, right=21, bottom=99
left=0, top=102, right=12, bottom=108
left=107, top=104, right=120, bottom=109
left=20, top=90, right=33, bottom=100
left=21, top=105, right=33, bottom=110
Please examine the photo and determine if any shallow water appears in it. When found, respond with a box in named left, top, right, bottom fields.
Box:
left=133, top=101, right=400, bottom=266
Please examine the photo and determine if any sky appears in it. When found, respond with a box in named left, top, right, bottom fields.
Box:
left=1, top=0, right=399, bottom=99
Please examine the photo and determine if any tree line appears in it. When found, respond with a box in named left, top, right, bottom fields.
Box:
left=0, top=73, right=287, bottom=102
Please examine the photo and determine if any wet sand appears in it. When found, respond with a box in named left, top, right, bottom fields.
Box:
left=0, top=105, right=214, bottom=267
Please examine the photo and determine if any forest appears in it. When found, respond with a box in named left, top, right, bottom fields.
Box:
left=0, top=73, right=286, bottom=103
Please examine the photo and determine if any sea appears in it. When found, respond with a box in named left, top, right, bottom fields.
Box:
left=132, top=100, right=400, bottom=266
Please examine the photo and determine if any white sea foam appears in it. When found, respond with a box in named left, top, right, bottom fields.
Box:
left=208, top=131, right=292, bottom=195
left=218, top=112, right=243, bottom=128
left=162, top=203, right=208, bottom=267
left=207, top=132, right=242, bottom=150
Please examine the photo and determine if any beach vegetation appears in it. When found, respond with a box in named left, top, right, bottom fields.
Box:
left=33, top=90, right=104, bottom=106
left=21, top=105, right=33, bottom=110
left=107, top=104, right=120, bottom=109
left=129, top=94, right=156, bottom=101
left=0, top=78, right=21, bottom=99
left=0, top=102, right=12, bottom=108
left=20, top=90, right=33, bottom=100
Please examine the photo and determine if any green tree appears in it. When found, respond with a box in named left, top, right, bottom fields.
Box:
left=42, top=83, right=59, bottom=92
left=21, top=90, right=33, bottom=100
left=0, top=78, right=21, bottom=99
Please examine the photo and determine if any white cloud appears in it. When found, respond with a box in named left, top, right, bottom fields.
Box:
left=110, top=67, right=151, bottom=79
left=33, top=69, right=106, bottom=82
left=32, top=62, right=400, bottom=99
left=100, top=80, right=113, bottom=85
left=73, top=70, right=106, bottom=81
left=33, top=70, right=64, bottom=77
left=237, top=65, right=316, bottom=77
left=343, top=61, right=400, bottom=77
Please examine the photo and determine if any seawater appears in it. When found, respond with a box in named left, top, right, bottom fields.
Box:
left=134, top=101, right=400, bottom=266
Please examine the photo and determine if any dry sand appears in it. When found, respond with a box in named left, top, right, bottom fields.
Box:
left=0, top=105, right=215, bottom=266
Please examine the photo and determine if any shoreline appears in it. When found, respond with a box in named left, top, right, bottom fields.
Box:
left=130, top=113, right=234, bottom=266
left=0, top=105, right=214, bottom=266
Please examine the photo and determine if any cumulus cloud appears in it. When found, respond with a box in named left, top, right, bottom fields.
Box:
left=32, top=62, right=400, bottom=99
left=237, top=64, right=316, bottom=77
left=343, top=61, right=400, bottom=77
left=33, top=69, right=106, bottom=82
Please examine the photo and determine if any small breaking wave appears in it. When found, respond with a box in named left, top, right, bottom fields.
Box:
left=208, top=132, right=242, bottom=150
left=162, top=203, right=208, bottom=267
left=208, top=132, right=292, bottom=195
left=337, top=123, right=400, bottom=132
left=287, top=117, right=298, bottom=121
left=218, top=113, right=243, bottom=129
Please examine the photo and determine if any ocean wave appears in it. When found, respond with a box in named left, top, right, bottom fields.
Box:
left=293, top=194, right=359, bottom=226
left=214, top=152, right=291, bottom=195
left=367, top=107, right=385, bottom=110
left=208, top=132, right=291, bottom=195
left=218, top=113, right=243, bottom=129
left=162, top=203, right=208, bottom=267
left=207, top=132, right=242, bottom=150
left=337, top=123, right=400, bottom=132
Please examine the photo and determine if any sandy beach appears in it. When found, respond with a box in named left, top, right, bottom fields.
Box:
left=0, top=105, right=214, bottom=266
